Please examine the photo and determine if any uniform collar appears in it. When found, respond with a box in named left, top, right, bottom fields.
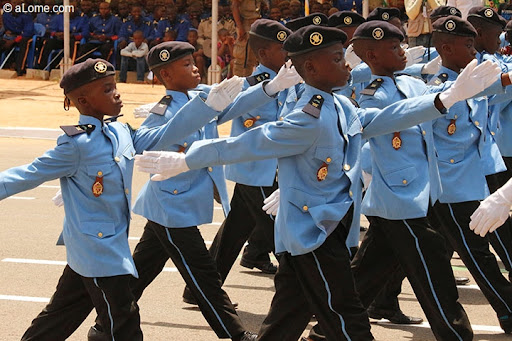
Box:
left=302, top=84, right=334, bottom=108
left=255, top=64, right=277, bottom=79
left=78, top=114, right=103, bottom=133
left=437, top=66, right=459, bottom=81
left=165, top=89, right=190, bottom=105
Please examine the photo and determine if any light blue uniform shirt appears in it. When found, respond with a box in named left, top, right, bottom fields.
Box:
left=132, top=84, right=274, bottom=228
left=359, top=75, right=441, bottom=220
left=181, top=84, right=443, bottom=255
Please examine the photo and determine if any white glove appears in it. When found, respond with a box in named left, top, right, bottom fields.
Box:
left=345, top=44, right=362, bottom=70
left=205, top=76, right=244, bottom=111
left=135, top=150, right=190, bottom=181
left=133, top=102, right=157, bottom=118
left=470, top=179, right=512, bottom=237
left=52, top=189, right=63, bottom=207
left=421, top=55, right=442, bottom=75
left=439, top=59, right=501, bottom=109
left=264, top=60, right=302, bottom=96
left=262, top=189, right=280, bottom=216
left=404, top=46, right=425, bottom=68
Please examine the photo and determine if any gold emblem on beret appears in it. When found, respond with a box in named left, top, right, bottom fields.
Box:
left=159, top=49, right=170, bottom=62
left=94, top=61, right=107, bottom=73
left=277, top=30, right=287, bottom=41
left=450, top=7, right=457, bottom=15
left=484, top=8, right=494, bottom=17
left=372, top=28, right=384, bottom=40
left=343, top=16, right=353, bottom=25
left=445, top=20, right=456, bottom=31
left=313, top=15, right=322, bottom=25
left=382, top=12, right=390, bottom=20
left=310, top=32, right=323, bottom=46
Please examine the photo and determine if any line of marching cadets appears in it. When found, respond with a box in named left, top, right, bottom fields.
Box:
left=4, top=5, right=512, bottom=341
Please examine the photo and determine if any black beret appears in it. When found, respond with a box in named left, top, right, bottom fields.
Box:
left=60, top=58, right=115, bottom=94
left=285, top=13, right=329, bottom=31
left=430, top=6, right=462, bottom=19
left=284, top=25, right=347, bottom=56
left=468, top=6, right=506, bottom=28
left=432, top=16, right=477, bottom=37
left=367, top=7, right=401, bottom=22
left=328, top=11, right=366, bottom=28
left=250, top=19, right=292, bottom=43
left=146, top=41, right=195, bottom=71
left=352, top=21, right=404, bottom=41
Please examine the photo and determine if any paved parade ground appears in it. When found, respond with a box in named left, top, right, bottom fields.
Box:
left=1, top=79, right=512, bottom=340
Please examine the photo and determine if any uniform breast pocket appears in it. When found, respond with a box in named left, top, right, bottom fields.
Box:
left=159, top=178, right=192, bottom=196
left=287, top=188, right=326, bottom=217
left=86, top=163, right=113, bottom=179
left=122, top=144, right=136, bottom=160
left=314, top=146, right=343, bottom=166
left=437, top=146, right=464, bottom=165
left=382, top=165, right=418, bottom=187
left=81, top=221, right=116, bottom=239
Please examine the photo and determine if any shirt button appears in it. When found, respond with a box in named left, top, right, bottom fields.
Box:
left=475, top=121, right=479, bottom=126
left=302, top=205, right=308, bottom=211
left=278, top=101, right=283, bottom=106
left=173, top=189, right=178, bottom=194
left=360, top=127, right=364, bottom=133
left=422, top=130, right=426, bottom=135
left=97, top=171, right=103, bottom=176
left=454, top=115, right=458, bottom=119
left=115, top=156, right=120, bottom=162
left=208, top=167, right=213, bottom=172
left=343, top=164, right=351, bottom=171
left=326, top=157, right=332, bottom=163
left=125, top=188, right=129, bottom=195
left=97, top=232, right=103, bottom=238
left=279, top=117, right=284, bottom=121
left=349, top=190, right=353, bottom=197
left=491, top=131, right=496, bottom=135
left=183, top=142, right=188, bottom=147
left=256, top=115, right=261, bottom=119
left=402, top=179, right=407, bottom=185
left=450, top=159, right=455, bottom=163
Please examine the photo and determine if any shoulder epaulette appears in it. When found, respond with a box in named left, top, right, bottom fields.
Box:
left=302, top=95, right=323, bottom=118
left=104, top=114, right=124, bottom=123
left=150, top=95, right=173, bottom=115
left=60, top=124, right=95, bottom=136
left=360, top=78, right=384, bottom=96
left=427, top=73, right=449, bottom=86
left=246, top=72, right=270, bottom=86
left=348, top=97, right=360, bottom=108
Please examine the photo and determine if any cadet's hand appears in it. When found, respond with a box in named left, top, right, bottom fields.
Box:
left=262, top=189, right=280, bottom=216
left=205, top=76, right=244, bottom=111
left=52, top=189, right=64, bottom=207
left=135, top=151, right=190, bottom=181
left=470, top=178, right=512, bottom=237
left=439, top=59, right=501, bottom=109
left=264, top=60, right=302, bottom=96
left=404, top=46, right=425, bottom=68
left=133, top=102, right=157, bottom=118
left=345, top=44, right=362, bottom=70
left=421, top=55, right=442, bottom=75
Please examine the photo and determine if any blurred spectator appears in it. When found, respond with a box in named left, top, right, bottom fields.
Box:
left=145, top=0, right=156, bottom=16
left=119, top=30, right=148, bottom=82
left=197, top=7, right=235, bottom=59
left=499, top=0, right=512, bottom=20
left=175, top=0, right=188, bottom=18
left=333, top=0, right=362, bottom=14
left=118, top=4, right=153, bottom=50
left=182, top=1, right=203, bottom=28
left=79, top=0, right=97, bottom=18
left=147, top=4, right=167, bottom=23
left=35, top=0, right=56, bottom=33
left=187, top=28, right=206, bottom=80
left=322, top=2, right=333, bottom=15
left=217, top=27, right=234, bottom=79
left=310, top=1, right=323, bottom=14
left=163, top=30, right=178, bottom=41
left=78, top=1, right=121, bottom=62
left=281, top=7, right=292, bottom=21
left=269, top=6, right=282, bottom=20
left=289, top=0, right=303, bottom=19
left=116, top=1, right=132, bottom=22
left=37, top=0, right=89, bottom=69
left=232, top=0, right=260, bottom=76
left=405, top=0, right=441, bottom=47
left=154, top=5, right=191, bottom=44
left=446, top=0, right=484, bottom=19
left=0, top=0, right=34, bottom=76
left=328, top=7, right=339, bottom=15
left=201, top=0, right=213, bottom=19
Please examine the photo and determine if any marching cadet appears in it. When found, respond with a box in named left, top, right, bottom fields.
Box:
left=135, top=25, right=500, bottom=340
left=428, top=11, right=512, bottom=334
left=0, top=57, right=238, bottom=340
left=182, top=19, right=298, bottom=307
left=89, top=41, right=298, bottom=341
left=467, top=6, right=512, bottom=283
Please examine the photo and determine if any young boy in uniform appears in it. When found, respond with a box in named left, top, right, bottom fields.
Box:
left=135, top=25, right=500, bottom=340
left=0, top=58, right=237, bottom=340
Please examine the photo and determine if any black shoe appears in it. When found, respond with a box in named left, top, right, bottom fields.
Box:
left=182, top=286, right=238, bottom=308
left=239, top=331, right=258, bottom=341
left=87, top=325, right=109, bottom=341
left=368, top=308, right=423, bottom=324
left=455, top=276, right=470, bottom=286
left=500, top=314, right=512, bottom=334
left=240, top=258, right=278, bottom=274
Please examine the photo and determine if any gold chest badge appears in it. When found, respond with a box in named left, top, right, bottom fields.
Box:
left=317, top=162, right=329, bottom=181
left=392, top=132, right=402, bottom=150
left=92, top=171, right=104, bottom=197
left=447, top=119, right=456, bottom=135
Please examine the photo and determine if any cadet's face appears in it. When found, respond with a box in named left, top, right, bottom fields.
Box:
left=313, top=43, right=350, bottom=89
left=339, top=26, right=357, bottom=48
left=373, top=38, right=406, bottom=72
left=270, top=8, right=281, bottom=20
left=264, top=42, right=288, bottom=72
left=480, top=25, right=503, bottom=54
left=99, top=3, right=110, bottom=17
left=164, top=54, right=201, bottom=92
left=131, top=6, right=142, bottom=20
left=83, top=76, right=123, bottom=117
left=81, top=0, right=92, bottom=12
left=451, top=37, right=477, bottom=69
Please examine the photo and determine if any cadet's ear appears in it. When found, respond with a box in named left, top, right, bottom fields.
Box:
left=76, top=96, right=87, bottom=106
left=366, top=49, right=377, bottom=64
left=303, top=58, right=315, bottom=74
left=440, top=43, right=453, bottom=55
